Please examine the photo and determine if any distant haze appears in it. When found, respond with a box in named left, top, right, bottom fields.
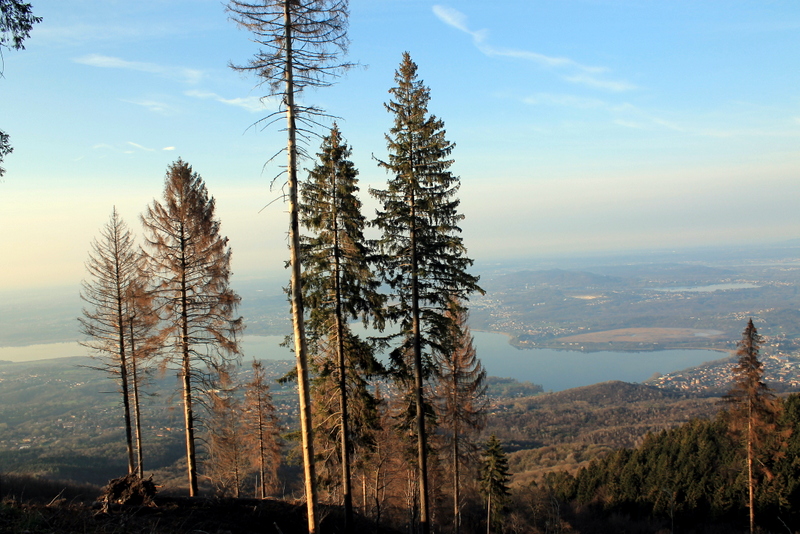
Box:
left=1, top=2, right=799, bottom=291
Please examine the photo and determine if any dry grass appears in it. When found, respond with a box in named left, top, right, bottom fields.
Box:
left=555, top=327, right=727, bottom=345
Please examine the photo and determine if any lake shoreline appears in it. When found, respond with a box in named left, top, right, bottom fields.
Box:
left=0, top=332, right=725, bottom=391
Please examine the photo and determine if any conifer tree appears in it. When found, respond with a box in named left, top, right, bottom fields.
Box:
left=300, top=124, right=383, bottom=528
left=480, top=434, right=510, bottom=534
left=79, top=208, right=140, bottom=475
left=227, top=3, right=354, bottom=528
left=206, top=366, right=248, bottom=498
left=725, top=318, right=778, bottom=534
left=123, top=256, right=161, bottom=478
left=141, top=159, right=243, bottom=496
left=436, top=302, right=487, bottom=534
left=244, top=360, right=282, bottom=498
left=371, top=52, right=482, bottom=534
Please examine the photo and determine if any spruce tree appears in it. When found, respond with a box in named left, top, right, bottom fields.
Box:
left=725, top=318, right=778, bottom=534
left=300, top=124, right=383, bottom=529
left=141, top=159, right=243, bottom=496
left=480, top=434, right=510, bottom=534
left=371, top=52, right=482, bottom=534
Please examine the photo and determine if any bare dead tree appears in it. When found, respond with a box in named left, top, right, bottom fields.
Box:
left=227, top=1, right=354, bottom=530
left=141, top=159, right=243, bottom=497
left=244, top=360, right=283, bottom=498
left=436, top=302, right=487, bottom=534
left=79, top=208, right=140, bottom=475
left=124, top=256, right=162, bottom=478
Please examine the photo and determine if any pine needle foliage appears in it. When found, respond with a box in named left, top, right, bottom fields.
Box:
left=300, top=124, right=383, bottom=527
left=724, top=318, right=782, bottom=533
left=480, top=434, right=510, bottom=533
left=0, top=0, right=41, bottom=51
left=371, top=52, right=482, bottom=534
left=141, top=159, right=243, bottom=497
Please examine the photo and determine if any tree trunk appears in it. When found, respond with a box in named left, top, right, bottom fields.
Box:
left=410, top=187, right=430, bottom=534
left=128, top=316, right=144, bottom=478
left=284, top=1, right=318, bottom=531
left=115, top=276, right=135, bottom=475
left=180, top=229, right=198, bottom=497
left=331, top=153, right=354, bottom=531
left=258, top=395, right=267, bottom=498
left=486, top=489, right=492, bottom=534
left=748, top=402, right=755, bottom=534
left=453, top=418, right=460, bottom=534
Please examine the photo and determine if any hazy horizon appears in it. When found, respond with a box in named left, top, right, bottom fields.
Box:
left=2, top=1, right=799, bottom=293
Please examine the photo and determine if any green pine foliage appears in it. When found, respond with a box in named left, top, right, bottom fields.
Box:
left=371, top=53, right=482, bottom=533
left=543, top=392, right=800, bottom=532
left=480, top=434, right=511, bottom=530
left=371, top=52, right=482, bottom=380
left=300, top=125, right=384, bottom=521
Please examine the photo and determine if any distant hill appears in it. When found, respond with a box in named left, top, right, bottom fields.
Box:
left=486, top=269, right=623, bottom=291
left=485, top=380, right=722, bottom=485
left=581, top=262, right=734, bottom=284
left=534, top=380, right=686, bottom=406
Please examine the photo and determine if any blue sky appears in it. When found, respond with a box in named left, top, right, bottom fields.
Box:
left=1, top=0, right=799, bottom=292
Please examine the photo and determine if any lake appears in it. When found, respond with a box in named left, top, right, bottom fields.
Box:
left=0, top=331, right=725, bottom=391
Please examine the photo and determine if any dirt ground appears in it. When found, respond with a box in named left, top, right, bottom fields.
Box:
left=0, top=496, right=394, bottom=534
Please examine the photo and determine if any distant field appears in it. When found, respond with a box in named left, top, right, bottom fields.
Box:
left=555, top=327, right=727, bottom=344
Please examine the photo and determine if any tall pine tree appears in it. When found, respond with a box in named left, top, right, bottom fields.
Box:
left=480, top=434, right=510, bottom=534
left=371, top=52, right=482, bottom=534
left=300, top=124, right=383, bottom=530
left=141, top=159, right=243, bottom=496
left=725, top=318, right=779, bottom=534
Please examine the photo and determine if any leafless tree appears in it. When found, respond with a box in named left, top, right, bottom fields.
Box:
left=79, top=208, right=140, bottom=475
left=227, top=1, right=354, bottom=530
left=244, top=360, right=282, bottom=498
left=123, top=259, right=162, bottom=477
left=141, top=159, right=243, bottom=496
left=436, top=302, right=487, bottom=534
left=205, top=366, right=248, bottom=498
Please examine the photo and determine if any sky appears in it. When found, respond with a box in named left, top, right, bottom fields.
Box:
left=1, top=0, right=799, bottom=293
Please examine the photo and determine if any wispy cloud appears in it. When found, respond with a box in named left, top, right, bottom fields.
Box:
left=74, top=54, right=204, bottom=84
left=127, top=142, right=155, bottom=152
left=432, top=5, right=635, bottom=92
left=184, top=90, right=271, bottom=113
left=91, top=142, right=170, bottom=155
left=523, top=92, right=686, bottom=132
left=563, top=74, right=637, bottom=92
left=523, top=94, right=607, bottom=109
left=123, top=99, right=178, bottom=115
